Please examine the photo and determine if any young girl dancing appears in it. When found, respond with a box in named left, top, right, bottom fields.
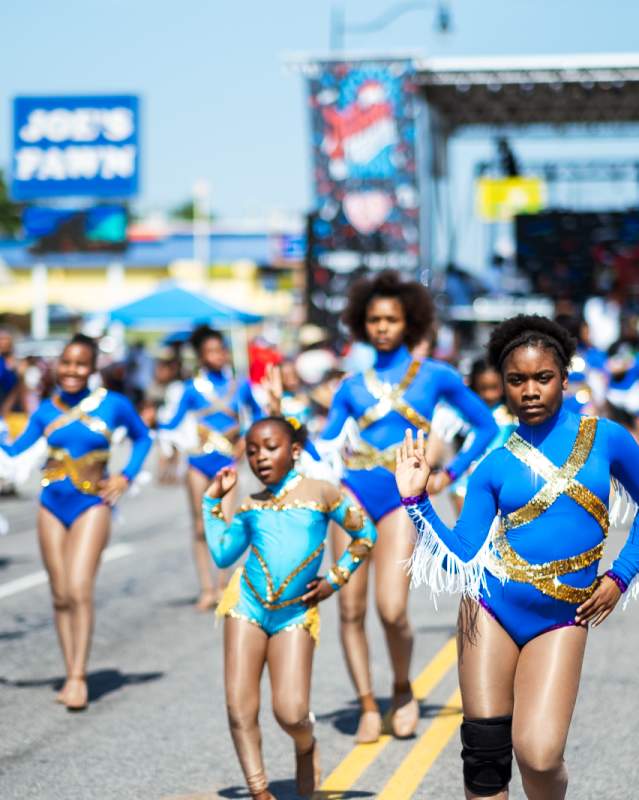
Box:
left=0, top=334, right=151, bottom=711
left=396, top=315, right=639, bottom=799
left=202, top=416, right=376, bottom=799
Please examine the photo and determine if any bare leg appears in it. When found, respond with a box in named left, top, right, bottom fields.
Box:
left=512, top=626, right=587, bottom=800
left=267, top=627, right=320, bottom=795
left=186, top=466, right=231, bottom=608
left=224, top=616, right=269, bottom=796
left=331, top=497, right=381, bottom=742
left=64, top=503, right=111, bottom=709
left=37, top=506, right=73, bottom=701
left=457, top=600, right=520, bottom=800
left=374, top=506, right=419, bottom=736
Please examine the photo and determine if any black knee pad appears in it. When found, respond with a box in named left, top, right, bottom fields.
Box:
left=460, top=715, right=512, bottom=796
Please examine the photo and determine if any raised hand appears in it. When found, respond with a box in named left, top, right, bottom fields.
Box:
left=395, top=428, right=432, bottom=498
left=261, top=363, right=283, bottom=416
left=205, top=466, right=238, bottom=499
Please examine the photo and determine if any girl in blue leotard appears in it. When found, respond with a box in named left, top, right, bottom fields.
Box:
left=319, top=270, right=497, bottom=743
left=396, top=315, right=639, bottom=800
left=202, top=417, right=376, bottom=800
left=159, top=325, right=261, bottom=610
left=1, top=334, right=151, bottom=711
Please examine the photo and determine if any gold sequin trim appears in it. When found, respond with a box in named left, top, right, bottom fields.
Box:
left=358, top=360, right=431, bottom=434
left=491, top=416, right=607, bottom=603
left=344, top=440, right=398, bottom=472
left=245, top=541, right=324, bottom=609
left=327, top=566, right=351, bottom=587
left=192, top=371, right=239, bottom=421
left=347, top=537, right=374, bottom=563
left=45, top=388, right=111, bottom=441
left=208, top=501, right=225, bottom=520
left=194, top=425, right=237, bottom=457
left=343, top=504, right=365, bottom=532
left=41, top=447, right=109, bottom=494
left=503, top=417, right=608, bottom=534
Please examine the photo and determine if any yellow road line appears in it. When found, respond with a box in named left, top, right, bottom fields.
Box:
left=317, top=637, right=457, bottom=796
left=376, top=688, right=463, bottom=800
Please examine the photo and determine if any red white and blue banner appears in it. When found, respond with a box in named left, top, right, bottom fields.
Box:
left=307, top=59, right=420, bottom=273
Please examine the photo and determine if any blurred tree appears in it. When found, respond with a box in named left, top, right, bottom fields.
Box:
left=170, top=199, right=215, bottom=222
left=0, top=170, right=22, bottom=237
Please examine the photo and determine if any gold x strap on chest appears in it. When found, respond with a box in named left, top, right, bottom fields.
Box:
left=192, top=373, right=239, bottom=421
left=44, top=388, right=112, bottom=441
left=357, top=360, right=431, bottom=434
left=492, top=416, right=608, bottom=604
left=244, top=542, right=325, bottom=610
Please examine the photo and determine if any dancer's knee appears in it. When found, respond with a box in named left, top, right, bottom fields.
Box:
left=339, top=600, right=366, bottom=627
left=51, top=588, right=70, bottom=612
left=226, top=699, right=259, bottom=732
left=67, top=579, right=92, bottom=607
left=514, top=731, right=565, bottom=778
left=377, top=598, right=409, bottom=630
left=272, top=696, right=310, bottom=735
left=461, top=715, right=513, bottom=796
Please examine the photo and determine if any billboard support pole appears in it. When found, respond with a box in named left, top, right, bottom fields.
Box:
left=31, top=262, right=49, bottom=340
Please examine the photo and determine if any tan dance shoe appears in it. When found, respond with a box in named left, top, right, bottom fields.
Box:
left=355, top=709, right=382, bottom=744
left=390, top=681, right=419, bottom=738
left=250, top=792, right=275, bottom=800
left=296, top=738, right=321, bottom=796
left=64, top=675, right=88, bottom=712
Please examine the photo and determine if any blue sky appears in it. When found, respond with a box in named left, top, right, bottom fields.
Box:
left=2, top=1, right=638, bottom=266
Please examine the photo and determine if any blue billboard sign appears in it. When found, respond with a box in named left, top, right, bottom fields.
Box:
left=12, top=95, right=139, bottom=200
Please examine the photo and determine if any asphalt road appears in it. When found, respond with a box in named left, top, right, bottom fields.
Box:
left=2, top=459, right=639, bottom=799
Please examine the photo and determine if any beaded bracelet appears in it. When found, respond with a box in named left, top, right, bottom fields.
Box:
left=605, top=570, right=628, bottom=594
left=400, top=491, right=428, bottom=506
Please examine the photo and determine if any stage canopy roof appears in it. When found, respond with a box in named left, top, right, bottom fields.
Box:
left=412, top=53, right=639, bottom=129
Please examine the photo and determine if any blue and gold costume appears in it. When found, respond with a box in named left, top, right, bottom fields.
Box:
left=405, top=406, right=639, bottom=646
left=321, top=345, right=498, bottom=521
left=0, top=387, right=152, bottom=527
left=202, top=469, right=376, bottom=642
left=161, top=369, right=261, bottom=478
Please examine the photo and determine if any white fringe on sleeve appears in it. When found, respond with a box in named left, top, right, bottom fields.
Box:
left=405, top=505, right=504, bottom=604
left=610, top=478, right=638, bottom=527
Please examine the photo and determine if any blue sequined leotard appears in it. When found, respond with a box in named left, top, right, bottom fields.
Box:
left=202, top=469, right=377, bottom=642
left=405, top=406, right=639, bottom=646
left=1, top=387, right=152, bottom=528
left=161, top=369, right=261, bottom=478
left=321, top=345, right=498, bottom=521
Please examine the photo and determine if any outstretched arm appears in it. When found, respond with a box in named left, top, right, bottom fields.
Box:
left=0, top=408, right=45, bottom=456
left=201, top=467, right=250, bottom=568
left=396, top=429, right=499, bottom=598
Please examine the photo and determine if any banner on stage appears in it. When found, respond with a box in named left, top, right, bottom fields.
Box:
left=12, top=95, right=140, bottom=200
left=305, top=59, right=421, bottom=329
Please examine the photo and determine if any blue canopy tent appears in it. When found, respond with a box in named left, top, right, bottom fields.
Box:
left=107, top=284, right=263, bottom=328
left=106, top=284, right=263, bottom=371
